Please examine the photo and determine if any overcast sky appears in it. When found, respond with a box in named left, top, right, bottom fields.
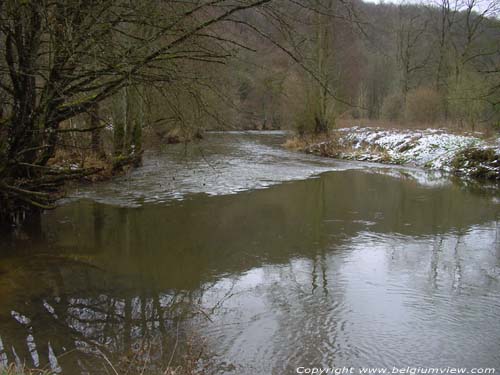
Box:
left=361, top=0, right=499, bottom=16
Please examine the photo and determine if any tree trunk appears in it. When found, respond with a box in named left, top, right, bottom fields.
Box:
left=90, top=102, right=105, bottom=159
left=112, top=89, right=126, bottom=157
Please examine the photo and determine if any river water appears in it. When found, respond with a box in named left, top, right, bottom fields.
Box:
left=0, top=132, right=499, bottom=374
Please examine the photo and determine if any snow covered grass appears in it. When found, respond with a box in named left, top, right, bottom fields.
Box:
left=301, top=127, right=500, bottom=181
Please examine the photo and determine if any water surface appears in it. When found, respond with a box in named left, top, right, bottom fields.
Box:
left=0, top=132, right=499, bottom=374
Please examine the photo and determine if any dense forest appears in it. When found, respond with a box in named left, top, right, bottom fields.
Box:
left=0, top=0, right=499, bottom=224
left=234, top=0, right=500, bottom=133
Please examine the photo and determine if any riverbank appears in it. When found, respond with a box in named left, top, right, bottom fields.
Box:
left=0, top=125, right=200, bottom=226
left=285, top=127, right=500, bottom=181
left=2, top=131, right=500, bottom=373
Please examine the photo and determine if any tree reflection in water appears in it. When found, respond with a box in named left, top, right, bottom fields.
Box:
left=0, top=170, right=499, bottom=373
left=0, top=256, right=222, bottom=374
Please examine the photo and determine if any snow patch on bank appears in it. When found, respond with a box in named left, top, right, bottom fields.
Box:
left=306, top=127, right=500, bottom=180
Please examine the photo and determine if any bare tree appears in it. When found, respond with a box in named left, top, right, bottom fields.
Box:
left=0, top=0, right=272, bottom=223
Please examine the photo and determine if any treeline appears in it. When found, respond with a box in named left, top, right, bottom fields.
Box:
left=228, top=0, right=500, bottom=133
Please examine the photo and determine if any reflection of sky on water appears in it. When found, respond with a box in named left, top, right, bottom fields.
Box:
left=195, top=223, right=500, bottom=373
left=0, top=132, right=499, bottom=374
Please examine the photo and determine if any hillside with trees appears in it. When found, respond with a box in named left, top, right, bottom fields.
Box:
left=228, top=0, right=499, bottom=133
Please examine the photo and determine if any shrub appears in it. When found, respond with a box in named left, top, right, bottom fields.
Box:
left=447, top=69, right=491, bottom=130
left=381, top=94, right=403, bottom=121
left=452, top=147, right=500, bottom=180
left=405, top=88, right=443, bottom=124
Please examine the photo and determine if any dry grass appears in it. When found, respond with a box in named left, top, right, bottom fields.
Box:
left=282, top=137, right=309, bottom=150
left=452, top=147, right=500, bottom=180
left=336, top=118, right=495, bottom=137
left=47, top=148, right=114, bottom=181
left=0, top=365, right=51, bottom=375
left=111, top=333, right=211, bottom=375
left=1, top=361, right=204, bottom=375
left=146, top=126, right=203, bottom=146
left=283, top=129, right=404, bottom=165
left=283, top=132, right=332, bottom=151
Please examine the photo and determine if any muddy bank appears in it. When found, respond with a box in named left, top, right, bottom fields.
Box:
left=289, top=127, right=500, bottom=181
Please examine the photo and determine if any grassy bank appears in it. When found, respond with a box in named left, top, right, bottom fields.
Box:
left=285, top=127, right=500, bottom=181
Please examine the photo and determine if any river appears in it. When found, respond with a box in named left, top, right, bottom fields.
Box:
left=0, top=131, right=499, bottom=374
